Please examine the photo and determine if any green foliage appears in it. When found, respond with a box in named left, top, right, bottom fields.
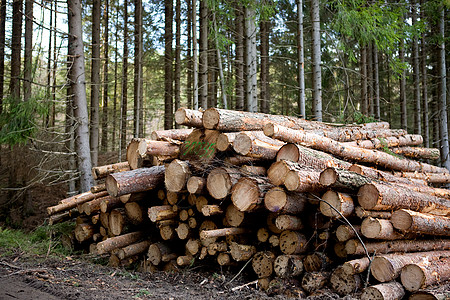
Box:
left=352, top=111, right=378, bottom=124
left=0, top=93, right=48, bottom=146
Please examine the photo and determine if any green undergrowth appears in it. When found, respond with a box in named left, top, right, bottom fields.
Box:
left=0, top=222, right=75, bottom=258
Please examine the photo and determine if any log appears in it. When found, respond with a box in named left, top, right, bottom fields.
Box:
left=166, top=191, right=180, bottom=205
left=151, top=128, right=193, bottom=141
left=269, top=235, right=280, bottom=248
left=391, top=146, right=440, bottom=160
left=148, top=205, right=178, bottom=222
left=138, top=140, right=180, bottom=158
left=240, top=165, right=267, bottom=176
left=185, top=238, right=201, bottom=256
left=283, top=168, right=322, bottom=193
left=92, top=162, right=130, bottom=180
left=216, top=132, right=239, bottom=151
left=342, top=257, right=371, bottom=275
left=319, top=167, right=371, bottom=191
left=174, top=108, right=204, bottom=127
left=48, top=210, right=76, bottom=225
left=106, top=166, right=165, bottom=197
left=224, top=155, right=263, bottom=165
left=393, top=171, right=450, bottom=184
left=333, top=242, right=348, bottom=258
left=311, top=127, right=408, bottom=142
left=174, top=223, right=191, bottom=240
left=279, top=231, right=308, bottom=255
left=217, top=253, right=232, bottom=266
left=96, top=231, right=143, bottom=254
left=301, top=272, right=330, bottom=294
left=124, top=202, right=145, bottom=225
left=202, top=107, right=328, bottom=131
left=391, top=209, right=450, bottom=236
left=267, top=213, right=282, bottom=234
left=401, top=257, right=450, bottom=292
left=201, top=205, right=223, bottom=216
left=303, top=252, right=331, bottom=272
left=186, top=176, right=206, bottom=194
left=361, top=282, right=405, bottom=300
left=109, top=208, right=125, bottom=236
left=361, top=217, right=408, bottom=240
left=200, top=227, right=249, bottom=240
left=273, top=255, right=304, bottom=278
left=194, top=195, right=208, bottom=213
left=350, top=164, right=428, bottom=186
left=320, top=191, right=354, bottom=218
left=207, top=167, right=242, bottom=200
left=231, top=176, right=272, bottom=212
left=371, top=250, right=450, bottom=282
left=148, top=242, right=173, bottom=265
left=90, top=183, right=106, bottom=193
left=165, top=159, right=190, bottom=193
left=179, top=129, right=219, bottom=163
left=176, top=255, right=194, bottom=266
left=232, top=132, right=284, bottom=160
left=82, top=195, right=116, bottom=216
left=159, top=225, right=175, bottom=240
left=229, top=242, right=256, bottom=261
left=257, top=228, right=270, bottom=243
left=47, top=190, right=109, bottom=215
left=117, top=240, right=151, bottom=260
left=252, top=251, right=276, bottom=278
left=265, top=123, right=449, bottom=174
left=74, top=223, right=95, bottom=243
left=409, top=288, right=450, bottom=300
left=99, top=195, right=123, bottom=213
left=264, top=187, right=307, bottom=214
left=275, top=215, right=304, bottom=231
left=358, top=182, right=450, bottom=216
left=198, top=220, right=217, bottom=246
left=336, top=224, right=361, bottom=242
left=346, top=238, right=450, bottom=256
left=355, top=206, right=392, bottom=219
left=127, top=138, right=146, bottom=169
left=344, top=134, right=423, bottom=149
left=330, top=266, right=362, bottom=296
left=207, top=241, right=227, bottom=255
left=276, top=143, right=351, bottom=170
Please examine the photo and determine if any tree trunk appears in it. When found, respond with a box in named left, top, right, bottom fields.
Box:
left=400, top=257, right=450, bottom=292
left=360, top=45, right=368, bottom=115
left=373, top=43, right=380, bottom=119
left=0, top=0, right=5, bottom=113
left=391, top=209, right=450, bottom=235
left=310, top=0, right=322, bottom=121
left=361, top=282, right=405, bottom=300
left=297, top=0, right=305, bottom=118
left=90, top=0, right=101, bottom=167
left=412, top=0, right=421, bottom=135
left=101, top=0, right=109, bottom=151
left=199, top=0, right=208, bottom=109
left=245, top=5, right=257, bottom=112
left=173, top=0, right=181, bottom=128
left=134, top=0, right=143, bottom=136
left=164, top=0, right=173, bottom=129
left=23, top=0, right=32, bottom=101
left=96, top=231, right=143, bottom=254
left=68, top=0, right=94, bottom=192
left=421, top=1, right=429, bottom=147
left=234, top=1, right=244, bottom=111
left=260, top=18, right=269, bottom=114
left=120, top=0, right=129, bottom=156
left=399, top=31, right=407, bottom=130
left=191, top=0, right=198, bottom=109
left=10, top=0, right=22, bottom=100
left=344, top=134, right=423, bottom=150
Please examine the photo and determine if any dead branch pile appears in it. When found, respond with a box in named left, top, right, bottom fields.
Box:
left=48, top=108, right=450, bottom=299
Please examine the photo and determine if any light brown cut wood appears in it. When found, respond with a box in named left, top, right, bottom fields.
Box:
left=124, top=202, right=144, bottom=225
left=231, top=176, right=272, bottom=212
left=187, top=217, right=197, bottom=229
left=342, top=257, right=371, bottom=275
left=333, top=242, right=348, bottom=258
left=96, top=231, right=143, bottom=255
left=345, top=238, right=450, bottom=256
left=174, top=108, right=204, bottom=127
left=178, top=210, right=189, bottom=222
left=391, top=209, right=450, bottom=236
left=148, top=242, right=173, bottom=265
left=279, top=231, right=308, bottom=255
left=165, top=191, right=179, bottom=205
left=240, top=165, right=267, bottom=176
left=151, top=128, right=193, bottom=141
left=224, top=204, right=245, bottom=227
left=92, top=162, right=130, bottom=180
left=207, top=241, right=227, bottom=256
left=283, top=168, right=322, bottom=193
left=198, top=220, right=217, bottom=246
left=216, top=132, right=239, bottom=151
left=176, top=255, right=194, bottom=266
left=391, top=146, right=440, bottom=160
left=108, top=254, right=120, bottom=267
left=200, top=227, right=248, bottom=240
left=355, top=206, right=392, bottom=219
left=201, top=205, right=223, bottom=216
left=232, top=132, right=284, bottom=160
left=82, top=195, right=118, bottom=216
left=74, top=223, right=95, bottom=243
left=266, top=123, right=449, bottom=174
left=371, top=250, right=450, bottom=282
left=195, top=195, right=208, bottom=213
left=401, top=257, right=450, bottom=292
left=137, top=140, right=180, bottom=159
left=99, top=195, right=123, bottom=213
left=126, top=138, right=148, bottom=170
left=409, top=289, right=450, bottom=300
left=319, top=167, right=371, bottom=191
left=336, top=224, right=361, bottom=242
left=224, top=155, right=263, bottom=165
left=90, top=183, right=106, bottom=193
left=252, top=251, right=276, bottom=278
left=148, top=205, right=178, bottom=223
left=159, top=225, right=175, bottom=241
left=361, top=282, right=405, bottom=300
left=165, top=159, right=190, bottom=193
left=303, top=252, right=331, bottom=272
left=344, top=134, right=423, bottom=149
left=275, top=215, right=304, bottom=231
left=186, top=176, right=206, bottom=194
left=229, top=242, right=256, bottom=261
left=330, top=266, right=362, bottom=296
left=217, top=253, right=232, bottom=266
left=361, top=217, right=407, bottom=240
left=207, top=167, right=242, bottom=200
left=117, top=240, right=151, bottom=260
left=394, top=171, right=450, bottom=184
left=264, top=187, right=307, bottom=214
left=301, top=271, right=330, bottom=294
left=320, top=190, right=354, bottom=218
left=358, top=182, right=450, bottom=216
left=185, top=238, right=201, bottom=256
left=48, top=190, right=109, bottom=216
left=273, top=255, right=304, bottom=278
left=106, top=166, right=165, bottom=197
left=175, top=223, right=191, bottom=240
left=108, top=208, right=125, bottom=236
left=268, top=235, right=280, bottom=248
left=257, top=228, right=270, bottom=243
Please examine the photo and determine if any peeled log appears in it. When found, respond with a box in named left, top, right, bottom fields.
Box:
left=371, top=250, right=450, bottom=282
left=106, top=166, right=165, bottom=197
left=330, top=266, right=362, bottom=296
left=252, top=251, right=276, bottom=278
left=361, top=217, right=408, bottom=240
left=200, top=227, right=248, bottom=240
left=96, top=231, right=143, bottom=255
left=358, top=182, right=450, bottom=216
left=174, top=108, right=203, bottom=127
left=186, top=176, right=206, bottom=194
left=151, top=128, right=193, bottom=141
left=391, top=209, right=450, bottom=236
left=391, top=146, right=440, bottom=160
left=279, top=231, right=308, bottom=255
left=401, top=257, right=450, bottom=292
left=394, top=171, right=450, bottom=184
left=148, top=206, right=177, bottom=223
left=109, top=208, right=125, bottom=236
left=92, top=162, right=130, bottom=180
left=361, top=282, right=405, bottom=300
left=165, top=159, right=190, bottom=193
left=231, top=177, right=271, bottom=212
left=344, top=134, right=423, bottom=149
left=320, top=191, right=354, bottom=218
left=273, top=255, right=304, bottom=278
left=345, top=238, right=450, bottom=256
left=207, top=167, right=242, bottom=200
left=319, top=167, right=371, bottom=191
left=265, top=123, right=449, bottom=174
left=232, top=132, right=284, bottom=160
left=264, top=187, right=307, bottom=214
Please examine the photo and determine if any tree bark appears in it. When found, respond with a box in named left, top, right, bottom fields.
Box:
left=361, top=282, right=405, bottom=300
left=120, top=0, right=129, bottom=154
left=400, top=257, right=450, bottom=292
left=90, top=0, right=101, bottom=166
left=0, top=0, right=5, bottom=113
left=164, top=0, right=174, bottom=129
left=96, top=231, right=143, bottom=254
left=101, top=0, right=109, bottom=151
left=279, top=231, right=308, bottom=255
left=391, top=209, right=450, bottom=235
left=10, top=0, right=22, bottom=100
left=319, top=191, right=354, bottom=218
left=23, top=0, right=32, bottom=101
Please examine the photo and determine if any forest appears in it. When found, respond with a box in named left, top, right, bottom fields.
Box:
left=0, top=0, right=449, bottom=224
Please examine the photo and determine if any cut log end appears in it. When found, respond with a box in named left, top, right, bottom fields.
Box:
left=202, top=108, right=220, bottom=129
left=358, top=184, right=381, bottom=210
left=233, top=133, right=252, bottom=155
left=390, top=209, right=412, bottom=231
left=361, top=282, right=405, bottom=300
left=319, top=168, right=337, bottom=186
left=105, top=176, right=119, bottom=197
left=264, top=187, right=287, bottom=213
left=231, top=177, right=260, bottom=212
left=320, top=190, right=354, bottom=218
left=400, top=264, right=425, bottom=292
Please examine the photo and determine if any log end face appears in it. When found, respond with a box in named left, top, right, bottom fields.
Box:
left=165, top=159, right=190, bottom=193
left=361, top=217, right=381, bottom=239
left=233, top=133, right=252, bottom=155
left=319, top=168, right=337, bottom=186
left=264, top=187, right=287, bottom=213
left=174, top=108, right=187, bottom=125
left=276, top=144, right=300, bottom=162
left=358, top=184, right=379, bottom=210
left=216, top=134, right=229, bottom=151
left=400, top=264, right=425, bottom=292
left=105, top=175, right=119, bottom=197
left=231, top=177, right=259, bottom=212
left=202, top=108, right=219, bottom=129
left=320, top=190, right=341, bottom=217
left=284, top=170, right=299, bottom=192
left=263, top=123, right=275, bottom=137
left=390, top=209, right=413, bottom=231
left=207, top=169, right=230, bottom=200
left=267, top=161, right=288, bottom=186
left=371, top=257, right=396, bottom=282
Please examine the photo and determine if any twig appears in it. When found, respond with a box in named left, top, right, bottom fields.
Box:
left=231, top=279, right=258, bottom=292
left=226, top=257, right=253, bottom=285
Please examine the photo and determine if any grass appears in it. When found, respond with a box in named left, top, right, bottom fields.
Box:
left=0, top=222, right=75, bottom=257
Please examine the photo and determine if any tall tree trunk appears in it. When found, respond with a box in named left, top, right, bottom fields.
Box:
left=399, top=19, right=408, bottom=130
left=310, top=0, right=322, bottom=121
left=360, top=45, right=368, bottom=115
left=213, top=11, right=227, bottom=109
left=234, top=1, right=244, bottom=111
left=112, top=6, right=119, bottom=151
left=66, top=51, right=77, bottom=194
left=101, top=0, right=109, bottom=152
left=297, top=0, right=305, bottom=118
left=51, top=6, right=57, bottom=127
left=412, top=0, right=421, bottom=135
left=260, top=18, right=269, bottom=114
left=245, top=5, right=257, bottom=112
left=120, top=0, right=129, bottom=156
left=199, top=0, right=208, bottom=109
left=0, top=0, right=5, bottom=113
left=367, top=42, right=373, bottom=117
left=68, top=0, right=94, bottom=192
left=373, top=43, right=380, bottom=120
left=10, top=0, right=22, bottom=101
left=134, top=0, right=143, bottom=136
left=90, top=0, right=101, bottom=167
left=186, top=0, right=192, bottom=109
left=208, top=39, right=217, bottom=109
left=192, top=0, right=198, bottom=109
left=164, top=0, right=173, bottom=129
left=174, top=0, right=181, bottom=128
left=438, top=6, right=450, bottom=171
left=420, top=0, right=429, bottom=148
left=23, top=0, right=32, bottom=102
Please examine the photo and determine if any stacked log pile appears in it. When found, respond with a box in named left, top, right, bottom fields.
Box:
left=48, top=108, right=450, bottom=299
